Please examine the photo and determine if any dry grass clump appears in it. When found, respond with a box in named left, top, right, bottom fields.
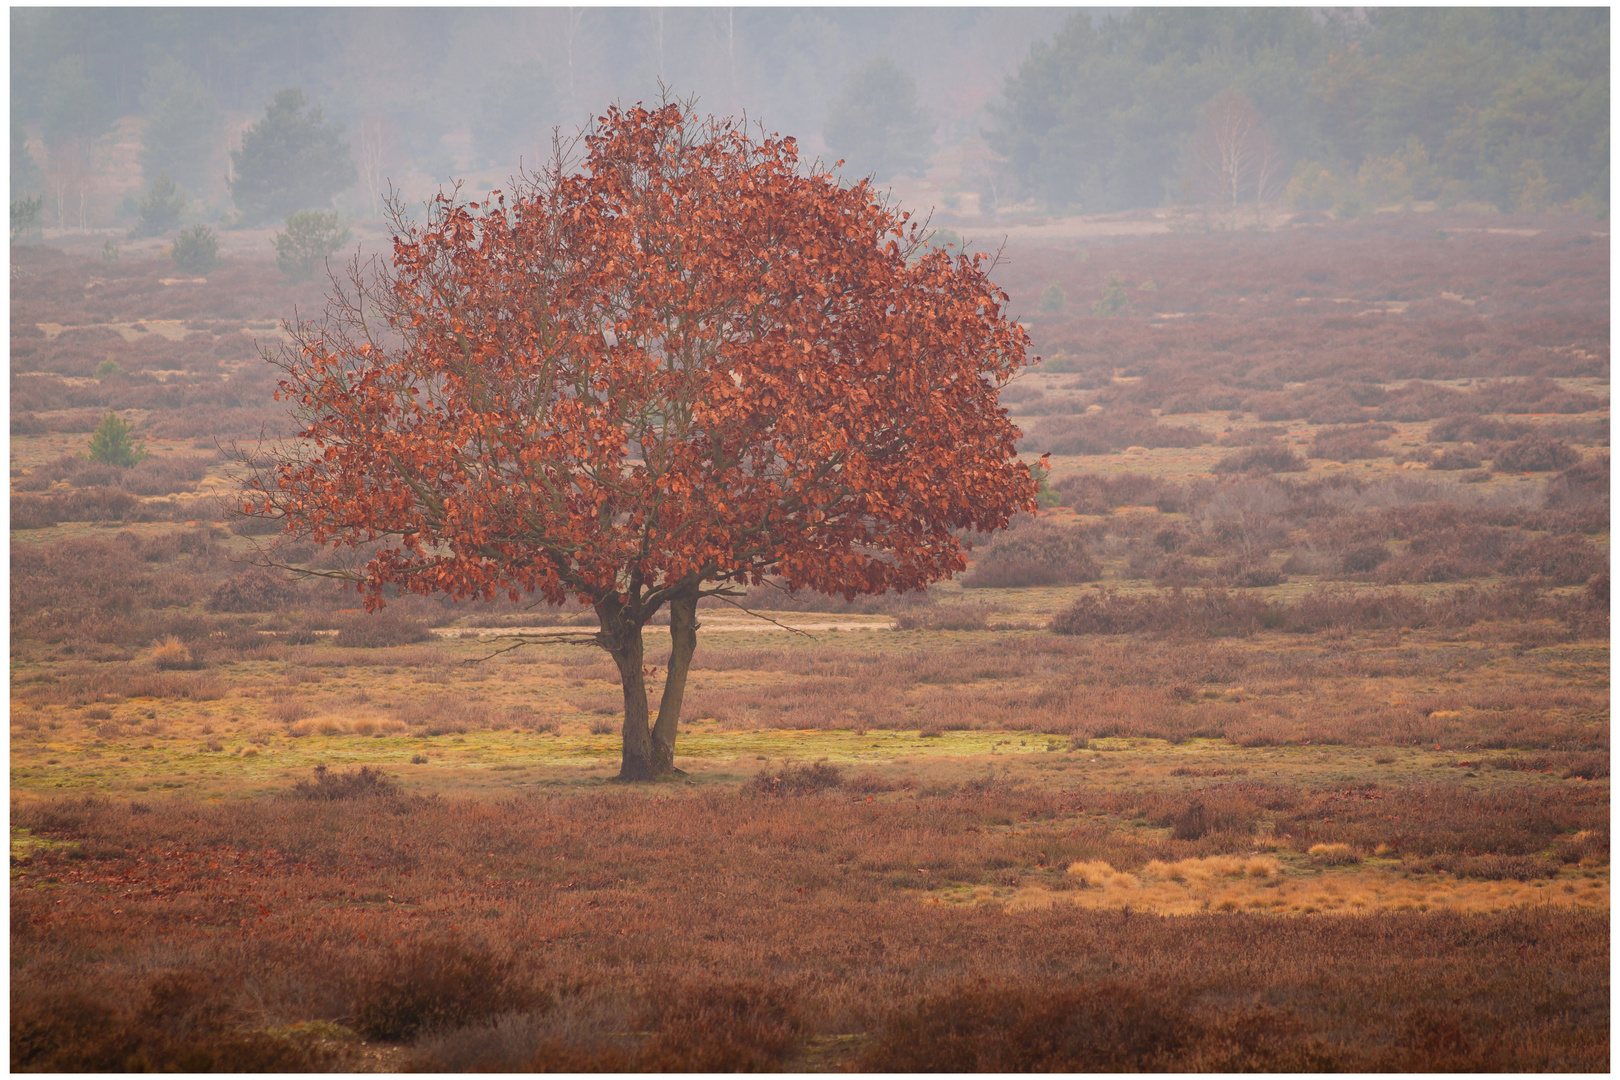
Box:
left=148, top=636, right=198, bottom=671
left=1308, top=842, right=1362, bottom=866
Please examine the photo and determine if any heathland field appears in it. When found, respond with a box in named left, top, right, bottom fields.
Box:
left=11, top=211, right=1609, bottom=1070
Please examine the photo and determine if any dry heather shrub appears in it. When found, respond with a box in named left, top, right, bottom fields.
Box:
left=1553, top=830, right=1609, bottom=865
left=287, top=765, right=398, bottom=801
left=586, top=716, right=618, bottom=735
left=961, top=521, right=1101, bottom=589
left=207, top=567, right=296, bottom=612
left=741, top=762, right=844, bottom=797
left=858, top=981, right=1194, bottom=1071
left=332, top=611, right=433, bottom=648
left=1310, top=424, right=1393, bottom=461
left=405, top=991, right=635, bottom=1072
left=10, top=972, right=337, bottom=1073
left=637, top=982, right=803, bottom=1071
left=1499, top=535, right=1606, bottom=586
left=844, top=770, right=902, bottom=794
left=348, top=939, right=542, bottom=1042
left=1213, top=443, right=1307, bottom=475
left=1052, top=470, right=1170, bottom=513
left=1493, top=435, right=1580, bottom=472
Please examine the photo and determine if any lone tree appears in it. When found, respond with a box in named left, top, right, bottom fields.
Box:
left=242, top=102, right=1039, bottom=780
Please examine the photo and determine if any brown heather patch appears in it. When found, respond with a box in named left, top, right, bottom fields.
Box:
left=8, top=783, right=1609, bottom=1071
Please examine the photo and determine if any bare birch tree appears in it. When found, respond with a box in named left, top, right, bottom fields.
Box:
left=1189, top=89, right=1280, bottom=230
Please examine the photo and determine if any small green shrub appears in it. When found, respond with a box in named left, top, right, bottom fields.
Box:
left=1093, top=271, right=1128, bottom=316
left=274, top=210, right=350, bottom=282
left=136, top=174, right=186, bottom=237
left=170, top=224, right=219, bottom=274
left=88, top=412, right=148, bottom=468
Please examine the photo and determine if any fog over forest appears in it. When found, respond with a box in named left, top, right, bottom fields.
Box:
left=12, top=7, right=1608, bottom=235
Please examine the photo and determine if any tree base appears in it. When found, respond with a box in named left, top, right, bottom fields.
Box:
left=613, top=761, right=688, bottom=782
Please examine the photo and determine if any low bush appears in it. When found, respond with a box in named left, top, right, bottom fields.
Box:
left=1213, top=444, right=1307, bottom=475
left=1492, top=435, right=1580, bottom=473
left=349, top=939, right=540, bottom=1042
left=11, top=978, right=336, bottom=1072
left=1428, top=447, right=1483, bottom=470
left=859, top=982, right=1194, bottom=1071
left=741, top=762, right=845, bottom=797
left=170, top=225, right=220, bottom=275
left=1309, top=424, right=1393, bottom=461
left=208, top=567, right=297, bottom=612
left=332, top=611, right=433, bottom=648
left=637, top=982, right=802, bottom=1071
left=12, top=487, right=139, bottom=528
left=1052, top=471, right=1174, bottom=514
left=287, top=765, right=398, bottom=801
left=1500, top=536, right=1606, bottom=586
left=1542, top=455, right=1609, bottom=507
left=962, top=521, right=1101, bottom=589
left=1430, top=415, right=1529, bottom=443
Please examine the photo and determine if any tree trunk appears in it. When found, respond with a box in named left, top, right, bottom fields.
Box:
left=650, top=590, right=699, bottom=774
left=598, top=596, right=657, bottom=781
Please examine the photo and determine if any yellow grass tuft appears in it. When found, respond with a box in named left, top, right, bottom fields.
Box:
left=150, top=636, right=193, bottom=670
left=1307, top=842, right=1360, bottom=865
left=1066, top=860, right=1139, bottom=889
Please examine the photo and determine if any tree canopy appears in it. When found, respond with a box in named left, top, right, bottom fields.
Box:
left=229, top=88, right=357, bottom=224
left=989, top=8, right=1609, bottom=215
left=244, top=102, right=1038, bottom=779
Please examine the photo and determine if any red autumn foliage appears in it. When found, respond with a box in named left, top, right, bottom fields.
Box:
left=244, top=102, right=1038, bottom=778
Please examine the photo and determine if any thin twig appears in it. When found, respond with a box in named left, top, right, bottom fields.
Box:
left=462, top=631, right=604, bottom=663
left=706, top=593, right=814, bottom=637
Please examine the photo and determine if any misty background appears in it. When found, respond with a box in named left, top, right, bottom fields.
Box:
left=10, top=7, right=1609, bottom=241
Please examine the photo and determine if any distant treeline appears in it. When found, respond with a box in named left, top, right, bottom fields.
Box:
left=990, top=8, right=1609, bottom=216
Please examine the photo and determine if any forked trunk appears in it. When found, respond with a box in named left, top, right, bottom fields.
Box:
left=598, top=596, right=655, bottom=781
left=650, top=591, right=699, bottom=774
left=599, top=589, right=700, bottom=782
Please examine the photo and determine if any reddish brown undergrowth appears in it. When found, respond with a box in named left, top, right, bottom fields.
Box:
left=10, top=783, right=1607, bottom=1071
